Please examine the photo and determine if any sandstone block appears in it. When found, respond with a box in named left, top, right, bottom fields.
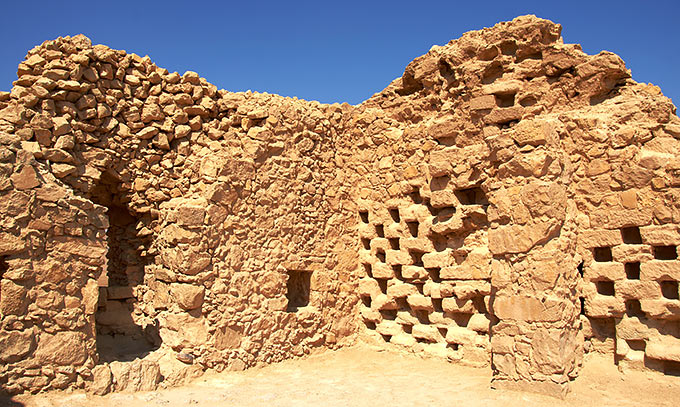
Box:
left=0, top=330, right=35, bottom=363
left=109, top=360, right=161, bottom=392
left=34, top=332, right=88, bottom=366
left=170, top=283, right=205, bottom=310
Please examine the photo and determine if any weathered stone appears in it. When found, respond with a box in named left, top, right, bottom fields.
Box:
left=170, top=283, right=205, bottom=310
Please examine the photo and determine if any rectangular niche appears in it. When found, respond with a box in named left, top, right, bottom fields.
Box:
left=286, top=270, right=312, bottom=312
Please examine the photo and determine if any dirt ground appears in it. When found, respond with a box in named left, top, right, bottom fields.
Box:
left=5, top=345, right=680, bottom=407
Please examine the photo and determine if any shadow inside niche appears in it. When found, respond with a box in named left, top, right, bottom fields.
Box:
left=96, top=312, right=161, bottom=363
left=0, top=395, right=26, bottom=406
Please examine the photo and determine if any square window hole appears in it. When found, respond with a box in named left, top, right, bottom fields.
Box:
left=406, top=221, right=419, bottom=237
left=363, top=263, right=373, bottom=278
left=596, top=280, right=615, bottom=296
left=625, top=299, right=645, bottom=318
left=376, top=249, right=386, bottom=263
left=621, top=227, right=642, bottom=244
left=416, top=310, right=430, bottom=324
left=625, top=262, right=640, bottom=280
left=410, top=190, right=422, bottom=204
left=375, top=224, right=385, bottom=238
left=626, top=339, right=646, bottom=351
left=654, top=246, right=678, bottom=260
left=389, top=208, right=400, bottom=223
left=432, top=298, right=443, bottom=312
left=380, top=309, right=397, bottom=320
left=451, top=313, right=471, bottom=327
left=454, top=187, right=487, bottom=205
left=395, top=297, right=410, bottom=311
left=389, top=238, right=400, bottom=250
left=364, top=320, right=376, bottom=330
left=494, top=93, right=515, bottom=108
left=593, top=247, right=613, bottom=262
left=286, top=270, right=312, bottom=312
left=361, top=295, right=372, bottom=307
left=410, top=251, right=424, bottom=267
left=661, top=281, right=679, bottom=300
left=403, top=324, right=413, bottom=334
left=447, top=343, right=460, bottom=351
left=664, top=360, right=680, bottom=376
left=392, top=265, right=403, bottom=280
left=361, top=238, right=371, bottom=250
left=359, top=211, right=369, bottom=224
left=377, top=278, right=388, bottom=294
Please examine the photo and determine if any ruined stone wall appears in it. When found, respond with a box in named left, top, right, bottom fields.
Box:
left=350, top=16, right=680, bottom=396
left=0, top=146, right=107, bottom=393
left=0, top=35, right=359, bottom=394
left=0, top=14, right=678, bottom=397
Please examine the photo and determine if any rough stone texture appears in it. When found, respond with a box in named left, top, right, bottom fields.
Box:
left=0, top=15, right=678, bottom=398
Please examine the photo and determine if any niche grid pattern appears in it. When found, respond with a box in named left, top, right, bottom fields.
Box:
left=581, top=225, right=680, bottom=375
left=357, top=187, right=493, bottom=366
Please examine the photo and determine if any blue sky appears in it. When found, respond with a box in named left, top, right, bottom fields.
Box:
left=1, top=1, right=678, bottom=106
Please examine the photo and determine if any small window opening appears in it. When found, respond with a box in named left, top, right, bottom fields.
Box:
left=361, top=238, right=371, bottom=250
left=407, top=221, right=419, bottom=237
left=364, top=321, right=376, bottom=330
left=376, top=249, right=386, bottom=263
left=380, top=334, right=392, bottom=342
left=363, top=263, right=373, bottom=278
left=416, top=310, right=430, bottom=324
left=410, top=189, right=423, bottom=204
left=596, top=280, right=615, bottom=296
left=375, top=224, right=385, bottom=238
left=664, top=360, right=680, bottom=376
left=392, top=265, right=403, bottom=280
left=621, top=227, right=642, bottom=244
left=625, top=262, right=640, bottom=280
left=395, top=297, right=410, bottom=311
left=403, top=324, right=413, bottom=334
left=626, top=339, right=646, bottom=351
left=286, top=270, right=312, bottom=312
left=380, top=309, right=397, bottom=320
left=580, top=297, right=586, bottom=315
left=389, top=208, right=400, bottom=223
left=593, top=247, right=613, bottom=262
left=359, top=211, right=369, bottom=223
left=361, top=295, right=372, bottom=307
left=432, top=298, right=443, bottom=313
left=410, top=251, right=424, bottom=267
left=654, top=246, right=678, bottom=260
left=415, top=283, right=425, bottom=295
left=625, top=299, right=645, bottom=318
left=377, top=278, right=388, bottom=294
left=452, top=313, right=471, bottom=327
left=494, top=93, right=515, bottom=108
left=437, top=327, right=448, bottom=338
left=427, top=268, right=441, bottom=282
left=448, top=343, right=460, bottom=351
left=389, top=238, right=400, bottom=250
left=454, top=187, right=487, bottom=205
left=661, top=281, right=679, bottom=300
left=577, top=261, right=584, bottom=278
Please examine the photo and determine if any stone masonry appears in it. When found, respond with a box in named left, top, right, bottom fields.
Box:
left=0, top=15, right=679, bottom=398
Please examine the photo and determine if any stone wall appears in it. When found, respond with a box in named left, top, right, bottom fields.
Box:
left=0, top=15, right=678, bottom=397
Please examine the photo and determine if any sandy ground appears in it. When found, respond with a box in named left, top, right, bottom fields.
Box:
left=5, top=345, right=680, bottom=407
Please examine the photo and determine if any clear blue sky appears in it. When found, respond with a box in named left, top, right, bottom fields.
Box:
left=1, top=1, right=678, bottom=107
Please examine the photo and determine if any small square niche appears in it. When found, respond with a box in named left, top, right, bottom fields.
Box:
left=593, top=247, right=613, bottom=262
left=286, top=270, right=312, bottom=312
